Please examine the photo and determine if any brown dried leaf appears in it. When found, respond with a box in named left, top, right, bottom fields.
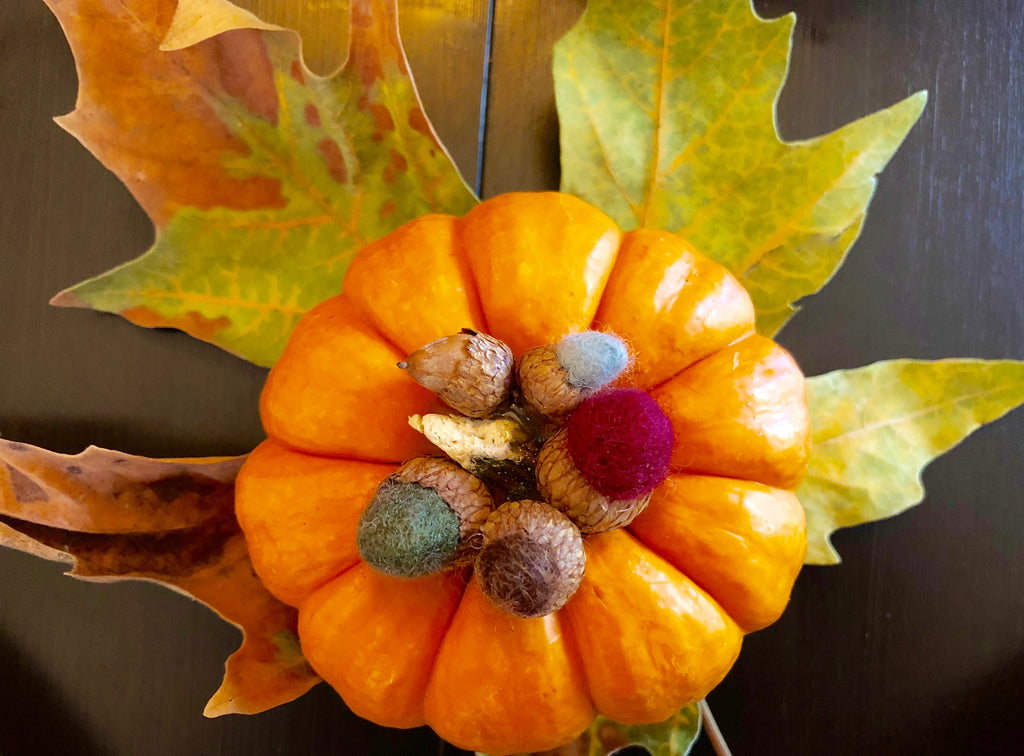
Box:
left=0, top=440, right=319, bottom=716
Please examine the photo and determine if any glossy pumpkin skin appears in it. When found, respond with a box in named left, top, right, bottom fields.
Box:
left=236, top=192, right=810, bottom=755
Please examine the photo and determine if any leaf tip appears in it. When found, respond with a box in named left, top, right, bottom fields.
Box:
left=160, top=0, right=284, bottom=52
left=49, top=289, right=87, bottom=309
left=202, top=695, right=231, bottom=718
left=905, top=89, right=929, bottom=118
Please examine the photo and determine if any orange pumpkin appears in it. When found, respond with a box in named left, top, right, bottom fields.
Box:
left=235, top=192, right=810, bottom=754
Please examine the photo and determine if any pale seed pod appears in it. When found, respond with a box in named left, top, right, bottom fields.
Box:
left=476, top=500, right=586, bottom=618
left=400, top=329, right=514, bottom=417
left=518, top=331, right=629, bottom=418
left=357, top=457, right=493, bottom=577
left=536, top=427, right=651, bottom=533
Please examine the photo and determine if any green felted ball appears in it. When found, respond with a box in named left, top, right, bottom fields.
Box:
left=357, top=481, right=461, bottom=578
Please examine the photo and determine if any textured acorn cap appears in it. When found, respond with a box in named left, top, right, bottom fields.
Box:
left=357, top=457, right=493, bottom=577
left=517, top=344, right=585, bottom=418
left=400, top=330, right=514, bottom=417
left=536, top=428, right=651, bottom=533
left=518, top=332, right=629, bottom=418
left=475, top=500, right=586, bottom=618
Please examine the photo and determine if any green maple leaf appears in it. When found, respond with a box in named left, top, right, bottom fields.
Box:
left=801, top=360, right=1024, bottom=564
left=554, top=0, right=926, bottom=337
left=49, top=0, right=476, bottom=367
left=478, top=704, right=701, bottom=756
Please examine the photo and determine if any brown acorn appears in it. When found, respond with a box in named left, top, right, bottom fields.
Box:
left=475, top=500, right=585, bottom=618
left=535, top=427, right=651, bottom=534
left=357, top=457, right=493, bottom=578
left=518, top=331, right=630, bottom=418
left=400, top=329, right=514, bottom=417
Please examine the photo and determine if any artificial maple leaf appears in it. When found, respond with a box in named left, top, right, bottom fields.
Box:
left=0, top=441, right=319, bottom=715
left=553, top=0, right=926, bottom=337
left=48, top=0, right=476, bottom=367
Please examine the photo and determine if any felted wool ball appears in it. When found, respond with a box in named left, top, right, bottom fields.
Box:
left=565, top=388, right=674, bottom=500
left=555, top=331, right=630, bottom=389
left=356, top=480, right=461, bottom=577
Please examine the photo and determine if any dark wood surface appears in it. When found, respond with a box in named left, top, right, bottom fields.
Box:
left=2, top=0, right=1023, bottom=754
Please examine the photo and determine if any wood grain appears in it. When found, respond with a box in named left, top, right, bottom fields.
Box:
left=482, top=0, right=585, bottom=195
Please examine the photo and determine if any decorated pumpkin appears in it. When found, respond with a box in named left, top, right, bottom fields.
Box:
left=235, top=191, right=811, bottom=755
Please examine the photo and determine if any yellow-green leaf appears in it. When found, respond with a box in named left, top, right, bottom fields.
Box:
left=800, top=360, right=1024, bottom=564
left=48, top=0, right=476, bottom=367
left=553, top=0, right=926, bottom=336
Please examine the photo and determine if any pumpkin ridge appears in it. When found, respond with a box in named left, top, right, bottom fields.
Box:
left=582, top=212, right=630, bottom=335
left=563, top=530, right=743, bottom=723
left=290, top=557, right=366, bottom=616
left=235, top=440, right=397, bottom=606
left=628, top=472, right=807, bottom=632
left=452, top=212, right=493, bottom=339
left=624, top=517, right=746, bottom=630
left=261, top=294, right=444, bottom=463
left=422, top=576, right=594, bottom=753
left=651, top=333, right=811, bottom=488
left=592, top=228, right=757, bottom=388
left=459, top=192, right=623, bottom=356
left=339, top=290, right=419, bottom=371
left=297, top=564, right=465, bottom=728
left=341, top=214, right=489, bottom=354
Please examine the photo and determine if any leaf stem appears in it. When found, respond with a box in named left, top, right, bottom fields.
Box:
left=698, top=699, right=732, bottom=756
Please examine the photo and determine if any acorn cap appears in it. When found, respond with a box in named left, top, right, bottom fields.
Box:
left=357, top=457, right=493, bottom=577
left=518, top=344, right=583, bottom=418
left=536, top=427, right=652, bottom=533
left=475, top=500, right=585, bottom=618
left=392, top=457, right=493, bottom=545
left=400, top=330, right=514, bottom=418
left=518, top=331, right=629, bottom=418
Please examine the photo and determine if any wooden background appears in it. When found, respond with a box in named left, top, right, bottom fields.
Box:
left=2, top=0, right=1023, bottom=753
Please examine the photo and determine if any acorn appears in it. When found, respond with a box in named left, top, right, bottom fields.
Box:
left=518, top=331, right=629, bottom=418
left=400, top=329, right=514, bottom=417
left=357, top=457, right=493, bottom=578
left=475, top=500, right=586, bottom=618
left=536, top=388, right=674, bottom=533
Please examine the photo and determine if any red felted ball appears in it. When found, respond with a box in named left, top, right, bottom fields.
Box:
left=565, top=388, right=674, bottom=499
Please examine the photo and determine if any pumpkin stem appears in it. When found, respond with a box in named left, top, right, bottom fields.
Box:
left=408, top=412, right=543, bottom=500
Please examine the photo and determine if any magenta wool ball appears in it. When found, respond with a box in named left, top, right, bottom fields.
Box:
left=565, top=388, right=674, bottom=500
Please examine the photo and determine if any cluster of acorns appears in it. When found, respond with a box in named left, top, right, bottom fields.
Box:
left=355, top=329, right=676, bottom=619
